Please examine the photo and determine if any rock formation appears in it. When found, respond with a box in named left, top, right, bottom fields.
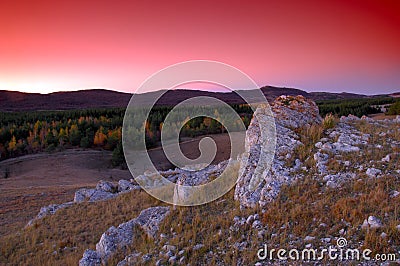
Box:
left=235, top=95, right=322, bottom=208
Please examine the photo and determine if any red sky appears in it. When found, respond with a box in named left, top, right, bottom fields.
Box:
left=0, top=0, right=399, bottom=94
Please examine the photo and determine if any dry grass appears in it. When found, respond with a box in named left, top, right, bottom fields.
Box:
left=0, top=190, right=161, bottom=265
left=261, top=174, right=400, bottom=256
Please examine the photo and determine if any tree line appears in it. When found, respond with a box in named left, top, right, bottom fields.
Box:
left=0, top=105, right=253, bottom=165
left=316, top=97, right=399, bottom=117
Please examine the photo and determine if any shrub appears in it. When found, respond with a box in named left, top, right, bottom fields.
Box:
left=322, top=113, right=337, bottom=130
left=112, top=142, right=125, bottom=167
left=80, top=137, right=90, bottom=148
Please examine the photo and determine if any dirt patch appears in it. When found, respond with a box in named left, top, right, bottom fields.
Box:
left=0, top=149, right=131, bottom=237
left=368, top=113, right=397, bottom=120
left=0, top=134, right=232, bottom=237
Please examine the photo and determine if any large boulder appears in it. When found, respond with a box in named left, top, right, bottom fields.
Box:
left=235, top=95, right=322, bottom=208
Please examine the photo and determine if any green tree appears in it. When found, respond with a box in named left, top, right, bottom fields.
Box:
left=387, top=101, right=400, bottom=115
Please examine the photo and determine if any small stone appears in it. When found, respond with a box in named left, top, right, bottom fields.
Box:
left=305, top=244, right=312, bottom=248
left=257, top=229, right=266, bottom=239
left=178, top=250, right=185, bottom=256
left=315, top=142, right=323, bottom=149
left=380, top=232, right=387, bottom=238
left=382, top=154, right=391, bottom=163
left=168, top=256, right=177, bottom=263
left=163, top=245, right=176, bottom=252
left=326, top=180, right=337, bottom=188
left=165, top=250, right=174, bottom=258
left=368, top=216, right=383, bottom=229
left=142, top=254, right=152, bottom=263
left=361, top=219, right=369, bottom=230
left=246, top=215, right=254, bottom=225
left=339, top=229, right=345, bottom=235
left=304, top=236, right=315, bottom=242
left=193, top=244, right=204, bottom=251
left=321, top=237, right=331, bottom=243
left=366, top=168, right=382, bottom=178
left=252, top=220, right=262, bottom=229
left=390, top=191, right=400, bottom=198
left=396, top=225, right=400, bottom=231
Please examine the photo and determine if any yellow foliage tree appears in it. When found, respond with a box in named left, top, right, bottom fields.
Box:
left=94, top=129, right=107, bottom=146
left=8, top=136, right=17, bottom=152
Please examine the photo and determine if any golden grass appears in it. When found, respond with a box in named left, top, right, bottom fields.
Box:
left=0, top=190, right=161, bottom=265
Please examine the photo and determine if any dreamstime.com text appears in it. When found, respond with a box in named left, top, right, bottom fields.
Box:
left=257, top=237, right=398, bottom=262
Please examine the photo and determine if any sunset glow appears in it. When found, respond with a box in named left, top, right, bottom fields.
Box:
left=1, top=0, right=399, bottom=94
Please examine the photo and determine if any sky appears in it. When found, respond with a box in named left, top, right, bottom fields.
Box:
left=0, top=0, right=399, bottom=95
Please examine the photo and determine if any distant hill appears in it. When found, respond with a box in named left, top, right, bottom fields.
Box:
left=0, top=86, right=394, bottom=112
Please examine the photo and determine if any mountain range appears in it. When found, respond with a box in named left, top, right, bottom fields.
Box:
left=0, top=86, right=394, bottom=112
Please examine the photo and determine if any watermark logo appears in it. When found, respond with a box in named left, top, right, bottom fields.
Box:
left=122, top=60, right=276, bottom=206
left=257, top=237, right=397, bottom=262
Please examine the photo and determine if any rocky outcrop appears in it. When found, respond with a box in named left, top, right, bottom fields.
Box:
left=26, top=202, right=74, bottom=227
left=79, top=206, right=170, bottom=266
left=74, top=180, right=141, bottom=203
left=27, top=179, right=141, bottom=227
left=73, top=188, right=117, bottom=203
left=235, top=95, right=322, bottom=208
left=135, top=160, right=229, bottom=205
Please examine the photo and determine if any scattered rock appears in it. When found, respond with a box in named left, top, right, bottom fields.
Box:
left=118, top=179, right=140, bottom=192
left=193, top=244, right=204, bottom=251
left=252, top=220, right=262, bottom=229
left=168, top=256, right=177, bottom=263
left=390, top=191, right=400, bottom=198
left=381, top=154, right=391, bottom=163
left=304, top=236, right=315, bottom=242
left=246, top=215, right=254, bottom=225
left=163, top=245, right=176, bottom=252
left=362, top=216, right=383, bottom=230
left=96, top=180, right=115, bottom=192
left=366, top=168, right=382, bottom=178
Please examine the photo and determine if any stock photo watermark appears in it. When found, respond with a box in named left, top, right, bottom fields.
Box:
left=257, top=237, right=397, bottom=262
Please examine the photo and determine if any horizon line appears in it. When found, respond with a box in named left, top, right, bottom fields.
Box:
left=1, top=85, right=399, bottom=96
